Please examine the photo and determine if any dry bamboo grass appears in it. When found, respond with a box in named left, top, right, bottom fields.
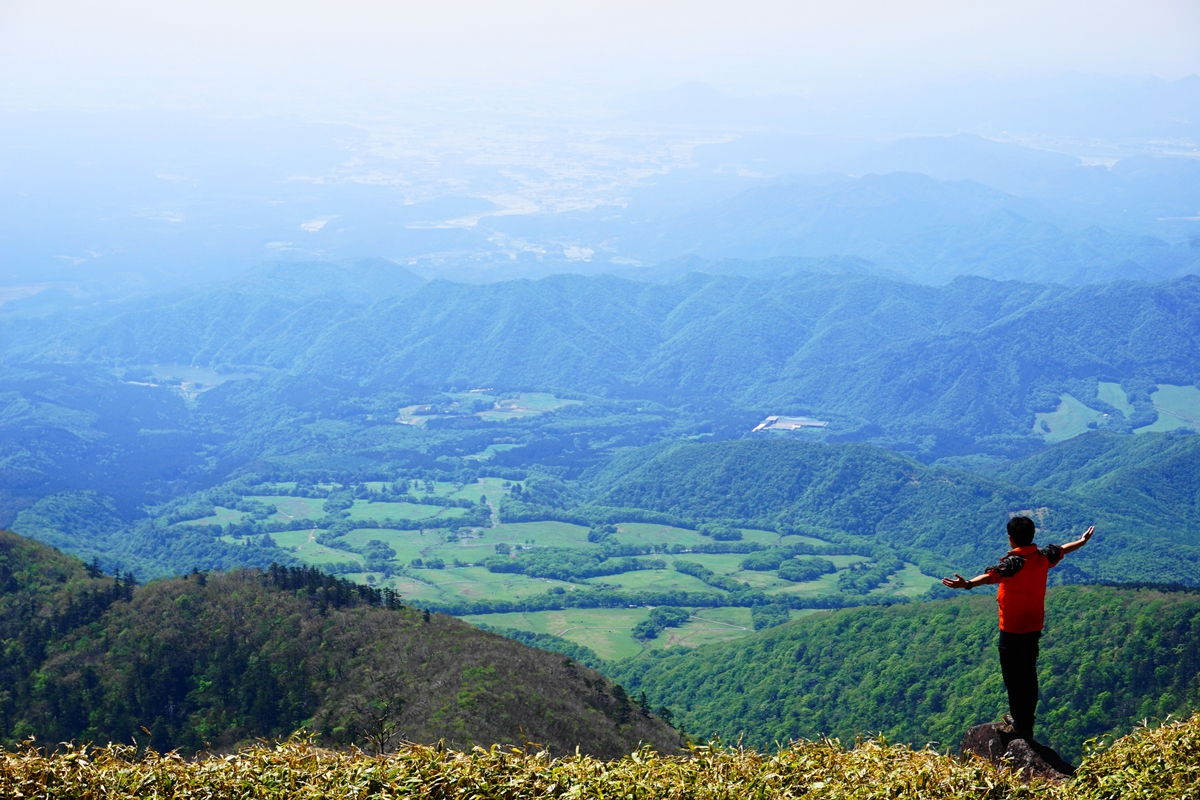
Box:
left=3, top=715, right=1198, bottom=800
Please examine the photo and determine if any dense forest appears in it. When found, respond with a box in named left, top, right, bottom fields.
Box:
left=0, top=530, right=676, bottom=756
left=580, top=436, right=1200, bottom=582
left=609, top=585, right=1200, bottom=762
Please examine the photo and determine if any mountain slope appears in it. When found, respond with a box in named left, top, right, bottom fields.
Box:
left=585, top=438, right=1200, bottom=583
left=986, top=431, right=1200, bottom=537
left=0, top=530, right=676, bottom=755
left=7, top=270, right=1198, bottom=451
left=610, top=172, right=1200, bottom=283
left=610, top=585, right=1200, bottom=762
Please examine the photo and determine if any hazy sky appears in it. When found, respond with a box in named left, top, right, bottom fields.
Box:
left=2, top=0, right=1199, bottom=111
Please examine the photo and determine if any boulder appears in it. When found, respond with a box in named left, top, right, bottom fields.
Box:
left=959, top=722, right=1075, bottom=781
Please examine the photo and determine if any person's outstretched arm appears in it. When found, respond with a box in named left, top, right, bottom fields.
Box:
left=941, top=572, right=990, bottom=590
left=1060, top=525, right=1095, bottom=555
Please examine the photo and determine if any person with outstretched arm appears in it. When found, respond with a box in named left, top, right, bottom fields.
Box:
left=941, top=517, right=1095, bottom=741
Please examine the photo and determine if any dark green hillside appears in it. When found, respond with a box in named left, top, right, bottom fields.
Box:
left=2, top=260, right=425, bottom=366
left=987, top=431, right=1200, bottom=536
left=611, top=585, right=1200, bottom=762
left=10, top=271, right=1199, bottom=453
left=0, top=530, right=676, bottom=756
left=587, top=438, right=1200, bottom=583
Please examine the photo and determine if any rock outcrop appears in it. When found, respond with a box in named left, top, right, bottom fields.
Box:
left=959, top=722, right=1075, bottom=781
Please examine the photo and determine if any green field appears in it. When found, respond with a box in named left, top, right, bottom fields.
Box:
left=477, top=392, right=582, bottom=421
left=242, top=477, right=939, bottom=655
left=247, top=495, right=327, bottom=521
left=489, top=520, right=593, bottom=548
left=462, top=608, right=655, bottom=660
left=589, top=566, right=715, bottom=594
left=397, top=567, right=579, bottom=608
left=270, top=529, right=362, bottom=567
left=346, top=500, right=468, bottom=523
left=1097, top=381, right=1134, bottom=416
left=871, top=562, right=941, bottom=598
left=461, top=606, right=827, bottom=661
left=178, top=506, right=246, bottom=527
left=1033, top=394, right=1104, bottom=443
left=1136, top=384, right=1200, bottom=433
left=611, top=523, right=709, bottom=549
left=445, top=477, right=509, bottom=503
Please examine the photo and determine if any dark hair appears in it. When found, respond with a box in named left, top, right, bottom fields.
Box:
left=1007, top=516, right=1036, bottom=546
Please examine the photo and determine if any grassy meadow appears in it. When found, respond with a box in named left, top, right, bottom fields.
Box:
left=184, top=476, right=942, bottom=659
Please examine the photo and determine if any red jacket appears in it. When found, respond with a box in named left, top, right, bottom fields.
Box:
left=984, top=543, right=1064, bottom=634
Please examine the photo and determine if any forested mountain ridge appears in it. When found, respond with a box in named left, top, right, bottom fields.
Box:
left=597, top=171, right=1200, bottom=283
left=0, top=530, right=676, bottom=755
left=581, top=437, right=1200, bottom=583
left=986, top=430, right=1200, bottom=535
left=610, top=585, right=1200, bottom=762
left=6, top=267, right=1198, bottom=454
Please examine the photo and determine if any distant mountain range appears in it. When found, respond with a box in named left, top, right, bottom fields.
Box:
left=3, top=266, right=1198, bottom=478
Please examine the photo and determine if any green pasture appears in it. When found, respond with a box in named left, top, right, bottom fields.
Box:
left=421, top=534, right=502, bottom=565
left=339, top=528, right=432, bottom=563
left=489, top=521, right=592, bottom=548
left=346, top=500, right=467, bottom=523
left=729, top=569, right=793, bottom=592
left=178, top=506, right=246, bottom=527
left=446, top=477, right=509, bottom=503
left=403, top=567, right=576, bottom=605
left=247, top=495, right=327, bottom=521
left=767, top=569, right=845, bottom=596
left=590, top=567, right=715, bottom=595
left=612, top=523, right=708, bottom=549
left=872, top=562, right=940, bottom=598
left=1032, top=394, right=1104, bottom=443
left=649, top=609, right=755, bottom=651
left=669, top=552, right=754, bottom=574
left=477, top=392, right=582, bottom=421
left=738, top=528, right=784, bottom=546
left=465, top=443, right=521, bottom=461
left=276, top=530, right=362, bottom=567
left=1097, top=382, right=1134, bottom=416
left=462, top=608, right=653, bottom=661
left=1137, top=384, right=1200, bottom=433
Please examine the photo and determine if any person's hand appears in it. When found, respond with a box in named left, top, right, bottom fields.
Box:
left=941, top=573, right=971, bottom=589
left=1081, top=525, right=1095, bottom=544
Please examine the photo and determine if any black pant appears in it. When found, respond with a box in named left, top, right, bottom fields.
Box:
left=998, top=630, right=1041, bottom=731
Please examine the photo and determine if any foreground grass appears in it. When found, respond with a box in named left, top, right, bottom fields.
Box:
left=3, top=715, right=1198, bottom=799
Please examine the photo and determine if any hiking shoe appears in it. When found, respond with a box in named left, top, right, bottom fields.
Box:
left=1000, top=715, right=1034, bottom=741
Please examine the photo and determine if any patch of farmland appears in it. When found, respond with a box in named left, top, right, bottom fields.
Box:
left=1032, top=394, right=1104, bottom=443
left=247, top=495, right=327, bottom=521
left=411, top=567, right=577, bottom=604
left=340, top=528, right=433, bottom=564
left=446, top=477, right=510, bottom=503
left=870, top=562, right=940, bottom=598
left=649, top=610, right=755, bottom=650
left=1136, top=384, right=1200, bottom=433
left=462, top=608, right=653, bottom=661
left=176, top=506, right=246, bottom=526
left=346, top=500, right=468, bottom=523
left=1097, top=381, right=1135, bottom=416
left=767, top=568, right=846, bottom=596
left=477, top=392, right=582, bottom=421
left=488, top=521, right=592, bottom=549
left=257, top=530, right=359, bottom=567
left=590, top=567, right=715, bottom=595
left=611, top=523, right=709, bottom=549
